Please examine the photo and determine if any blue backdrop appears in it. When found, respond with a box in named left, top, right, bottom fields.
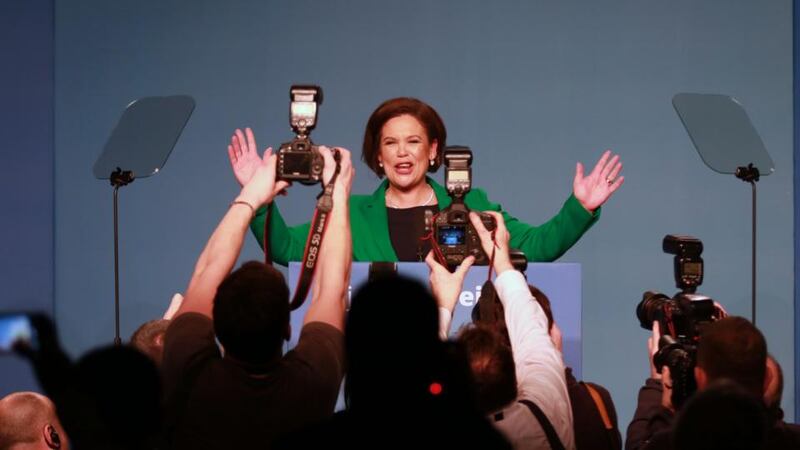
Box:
left=0, top=0, right=795, bottom=431
left=0, top=0, right=54, bottom=396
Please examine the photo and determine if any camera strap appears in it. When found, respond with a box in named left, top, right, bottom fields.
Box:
left=263, top=150, right=342, bottom=311
left=420, top=214, right=447, bottom=264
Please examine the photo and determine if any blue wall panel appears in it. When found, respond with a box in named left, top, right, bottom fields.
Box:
left=0, top=0, right=54, bottom=396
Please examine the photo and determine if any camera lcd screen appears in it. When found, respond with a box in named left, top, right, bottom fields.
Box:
left=438, top=226, right=466, bottom=246
left=0, top=315, right=36, bottom=352
left=282, top=151, right=312, bottom=175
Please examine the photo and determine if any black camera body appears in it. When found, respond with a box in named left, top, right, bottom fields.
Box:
left=636, top=235, right=718, bottom=408
left=431, top=203, right=497, bottom=266
left=277, top=85, right=325, bottom=185
left=637, top=235, right=714, bottom=338
left=426, top=146, right=496, bottom=267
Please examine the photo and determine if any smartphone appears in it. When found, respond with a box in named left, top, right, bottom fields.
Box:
left=0, top=314, right=38, bottom=353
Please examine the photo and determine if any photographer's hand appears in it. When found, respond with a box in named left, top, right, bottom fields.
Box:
left=573, top=150, right=624, bottom=213
left=236, top=150, right=290, bottom=209
left=13, top=314, right=61, bottom=362
left=713, top=301, right=728, bottom=320
left=469, top=211, right=513, bottom=275
left=14, top=314, right=73, bottom=399
left=425, top=251, right=474, bottom=315
left=228, top=127, right=268, bottom=187
left=318, top=146, right=354, bottom=199
left=648, top=321, right=662, bottom=380
left=648, top=322, right=677, bottom=412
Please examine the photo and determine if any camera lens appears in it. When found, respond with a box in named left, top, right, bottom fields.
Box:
left=636, top=291, right=670, bottom=330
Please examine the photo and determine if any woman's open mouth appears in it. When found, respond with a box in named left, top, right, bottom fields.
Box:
left=394, top=162, right=414, bottom=175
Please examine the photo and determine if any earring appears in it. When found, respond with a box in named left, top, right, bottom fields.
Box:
left=379, top=162, right=383, bottom=168
left=429, top=159, right=434, bottom=166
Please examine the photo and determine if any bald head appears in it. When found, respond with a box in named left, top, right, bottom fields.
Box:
left=0, top=392, right=64, bottom=450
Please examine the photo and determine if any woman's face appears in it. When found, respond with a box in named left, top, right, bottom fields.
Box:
left=378, top=114, right=438, bottom=192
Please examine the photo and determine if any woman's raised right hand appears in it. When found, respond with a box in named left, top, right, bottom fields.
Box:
left=228, top=127, right=268, bottom=187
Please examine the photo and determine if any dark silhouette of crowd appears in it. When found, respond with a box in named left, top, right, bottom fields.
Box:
left=5, top=145, right=799, bottom=450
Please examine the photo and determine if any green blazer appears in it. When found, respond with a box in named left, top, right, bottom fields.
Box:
left=250, top=178, right=599, bottom=266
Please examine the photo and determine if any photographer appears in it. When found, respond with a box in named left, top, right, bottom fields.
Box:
left=161, top=146, right=353, bottom=449
left=626, top=316, right=800, bottom=450
left=625, top=322, right=680, bottom=450
left=429, top=211, right=575, bottom=450
left=229, top=97, right=623, bottom=265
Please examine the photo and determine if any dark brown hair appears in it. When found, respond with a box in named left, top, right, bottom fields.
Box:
left=696, top=316, right=767, bottom=398
left=361, top=97, right=447, bottom=177
left=213, top=261, right=289, bottom=364
left=130, top=319, right=170, bottom=365
left=457, top=323, right=518, bottom=414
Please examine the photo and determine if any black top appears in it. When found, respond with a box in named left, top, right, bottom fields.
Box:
left=161, top=313, right=344, bottom=450
left=386, top=205, right=439, bottom=261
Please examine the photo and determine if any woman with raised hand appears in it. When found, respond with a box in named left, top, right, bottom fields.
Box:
left=228, top=97, right=623, bottom=265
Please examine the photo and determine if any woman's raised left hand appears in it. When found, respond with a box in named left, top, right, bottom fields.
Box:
left=573, top=150, right=624, bottom=213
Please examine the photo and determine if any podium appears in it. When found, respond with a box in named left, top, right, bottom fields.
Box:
left=288, top=262, right=583, bottom=378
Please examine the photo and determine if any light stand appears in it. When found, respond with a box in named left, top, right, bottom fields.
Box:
left=94, top=95, right=194, bottom=345
left=109, top=168, right=135, bottom=345
left=735, top=163, right=760, bottom=325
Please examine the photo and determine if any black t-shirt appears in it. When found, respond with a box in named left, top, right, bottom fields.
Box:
left=386, top=205, right=439, bottom=261
left=161, top=313, right=344, bottom=450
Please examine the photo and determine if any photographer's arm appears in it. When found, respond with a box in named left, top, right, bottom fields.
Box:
left=472, top=211, right=574, bottom=444
left=625, top=323, right=675, bottom=450
left=625, top=379, right=672, bottom=450
left=471, top=212, right=564, bottom=374
left=303, top=147, right=353, bottom=331
left=16, top=315, right=73, bottom=403
left=425, top=253, right=474, bottom=340
left=177, top=150, right=288, bottom=319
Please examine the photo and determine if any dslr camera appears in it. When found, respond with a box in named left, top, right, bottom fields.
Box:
left=276, top=85, right=325, bottom=185
left=636, top=235, right=720, bottom=408
left=425, top=146, right=496, bottom=267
